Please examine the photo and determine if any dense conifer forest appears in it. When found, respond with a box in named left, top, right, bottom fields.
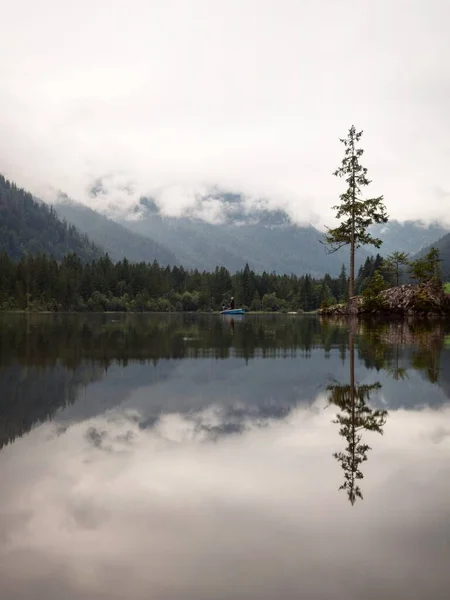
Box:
left=0, top=251, right=354, bottom=312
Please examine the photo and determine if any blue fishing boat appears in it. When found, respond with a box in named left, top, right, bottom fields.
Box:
left=220, top=308, right=245, bottom=315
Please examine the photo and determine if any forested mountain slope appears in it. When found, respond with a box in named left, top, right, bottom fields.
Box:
left=0, top=174, right=102, bottom=262
left=413, top=232, right=450, bottom=279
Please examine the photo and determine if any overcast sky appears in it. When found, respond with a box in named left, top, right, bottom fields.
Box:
left=1, top=0, right=449, bottom=227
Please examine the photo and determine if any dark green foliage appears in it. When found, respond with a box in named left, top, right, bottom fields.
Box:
left=0, top=174, right=103, bottom=262
left=362, top=270, right=387, bottom=311
left=384, top=251, right=410, bottom=286
left=0, top=251, right=352, bottom=313
left=354, top=253, right=389, bottom=294
left=409, top=246, right=441, bottom=284
left=324, top=125, right=388, bottom=297
left=337, top=264, right=349, bottom=302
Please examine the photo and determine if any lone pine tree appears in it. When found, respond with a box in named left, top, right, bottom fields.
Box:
left=324, top=125, right=388, bottom=298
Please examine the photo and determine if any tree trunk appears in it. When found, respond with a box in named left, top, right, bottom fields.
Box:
left=349, top=233, right=355, bottom=298
left=349, top=186, right=355, bottom=298
left=349, top=143, right=356, bottom=299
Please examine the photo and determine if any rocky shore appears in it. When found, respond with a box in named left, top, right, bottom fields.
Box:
left=318, top=281, right=450, bottom=317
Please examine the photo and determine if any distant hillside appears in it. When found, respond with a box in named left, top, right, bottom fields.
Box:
left=116, top=193, right=449, bottom=277
left=413, top=232, right=450, bottom=279
left=370, top=220, right=449, bottom=257
left=119, top=194, right=358, bottom=277
left=0, top=174, right=102, bottom=262
left=55, top=196, right=178, bottom=266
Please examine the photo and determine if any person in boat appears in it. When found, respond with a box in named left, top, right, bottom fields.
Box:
left=229, top=296, right=235, bottom=310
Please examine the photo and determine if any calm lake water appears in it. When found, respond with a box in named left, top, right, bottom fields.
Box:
left=1, top=313, right=450, bottom=599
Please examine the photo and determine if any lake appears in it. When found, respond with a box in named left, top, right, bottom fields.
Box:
left=1, top=313, right=450, bottom=599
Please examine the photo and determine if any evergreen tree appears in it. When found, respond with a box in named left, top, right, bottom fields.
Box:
left=384, top=251, right=409, bottom=286
left=324, top=125, right=388, bottom=298
left=241, top=263, right=256, bottom=307
left=338, top=264, right=348, bottom=302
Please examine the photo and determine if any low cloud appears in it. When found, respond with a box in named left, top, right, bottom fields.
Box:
left=1, top=1, right=450, bottom=227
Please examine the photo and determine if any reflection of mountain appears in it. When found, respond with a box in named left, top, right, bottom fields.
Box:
left=0, top=362, right=104, bottom=449
left=59, top=353, right=349, bottom=427
left=2, top=314, right=450, bottom=450
left=0, top=314, right=349, bottom=448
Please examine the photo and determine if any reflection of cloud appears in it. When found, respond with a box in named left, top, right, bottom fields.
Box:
left=428, top=426, right=450, bottom=444
left=1, top=399, right=450, bottom=598
left=66, top=499, right=111, bottom=531
left=0, top=510, right=33, bottom=544
left=85, top=425, right=136, bottom=453
left=85, top=426, right=107, bottom=449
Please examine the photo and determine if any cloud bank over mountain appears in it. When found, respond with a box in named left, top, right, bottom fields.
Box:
left=1, top=1, right=450, bottom=227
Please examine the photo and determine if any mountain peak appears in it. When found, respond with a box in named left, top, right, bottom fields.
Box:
left=135, top=188, right=295, bottom=228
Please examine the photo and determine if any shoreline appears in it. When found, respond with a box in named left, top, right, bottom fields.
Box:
left=0, top=310, right=317, bottom=316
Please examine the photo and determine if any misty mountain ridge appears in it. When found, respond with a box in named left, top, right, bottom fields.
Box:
left=370, top=219, right=449, bottom=257
left=117, top=191, right=361, bottom=276
left=135, top=190, right=299, bottom=228
left=48, top=183, right=449, bottom=277
left=54, top=194, right=178, bottom=266
left=84, top=177, right=448, bottom=252
left=28, top=177, right=448, bottom=276
left=133, top=189, right=448, bottom=245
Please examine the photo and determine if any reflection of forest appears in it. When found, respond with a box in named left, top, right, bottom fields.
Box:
left=1, top=315, right=449, bottom=452
left=0, top=314, right=349, bottom=367
left=353, top=319, right=445, bottom=385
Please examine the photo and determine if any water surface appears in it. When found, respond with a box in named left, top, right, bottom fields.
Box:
left=1, top=314, right=450, bottom=599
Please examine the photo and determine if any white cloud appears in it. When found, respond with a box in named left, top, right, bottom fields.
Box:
left=1, top=0, right=450, bottom=226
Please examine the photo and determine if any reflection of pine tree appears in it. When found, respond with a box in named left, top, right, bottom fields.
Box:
left=386, top=345, right=409, bottom=381
left=328, top=333, right=387, bottom=505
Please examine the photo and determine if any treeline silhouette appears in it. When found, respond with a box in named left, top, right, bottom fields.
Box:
left=0, top=251, right=350, bottom=312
